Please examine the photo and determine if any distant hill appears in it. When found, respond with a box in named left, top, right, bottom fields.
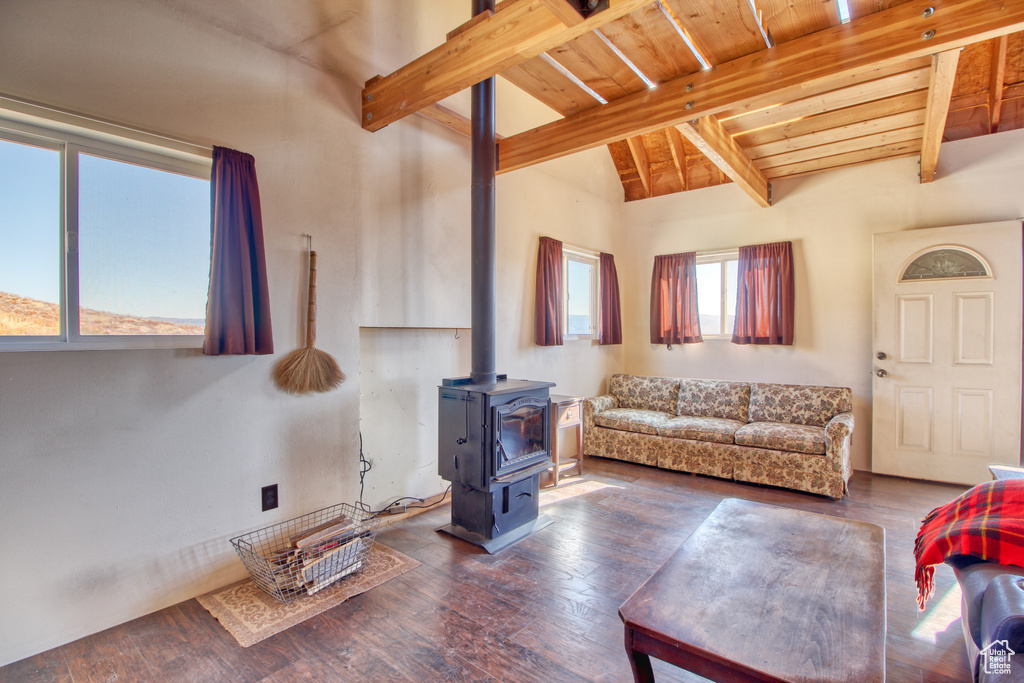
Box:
left=0, top=291, right=204, bottom=336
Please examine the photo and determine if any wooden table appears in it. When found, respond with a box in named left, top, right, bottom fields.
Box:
left=543, top=394, right=583, bottom=488
left=618, top=499, right=886, bottom=683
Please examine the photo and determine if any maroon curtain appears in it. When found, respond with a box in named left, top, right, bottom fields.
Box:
left=203, top=147, right=274, bottom=355
left=599, top=252, right=622, bottom=345
left=650, top=252, right=702, bottom=345
left=535, top=236, right=563, bottom=346
left=732, top=241, right=794, bottom=345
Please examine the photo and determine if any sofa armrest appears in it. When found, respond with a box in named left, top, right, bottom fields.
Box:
left=583, top=395, right=618, bottom=428
left=583, top=395, right=618, bottom=455
left=978, top=573, right=1024, bottom=681
left=825, top=412, right=855, bottom=477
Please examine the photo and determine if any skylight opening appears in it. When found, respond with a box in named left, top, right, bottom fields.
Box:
left=837, top=0, right=852, bottom=24
left=592, top=29, right=658, bottom=89
left=538, top=53, right=608, bottom=105
left=657, top=1, right=713, bottom=70
left=745, top=0, right=774, bottom=48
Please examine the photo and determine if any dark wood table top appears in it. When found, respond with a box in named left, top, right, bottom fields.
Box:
left=619, top=498, right=886, bottom=683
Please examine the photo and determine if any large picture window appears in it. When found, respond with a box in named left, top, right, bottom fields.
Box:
left=0, top=104, right=211, bottom=351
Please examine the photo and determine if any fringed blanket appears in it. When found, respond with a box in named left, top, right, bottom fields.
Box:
left=915, top=479, right=1024, bottom=609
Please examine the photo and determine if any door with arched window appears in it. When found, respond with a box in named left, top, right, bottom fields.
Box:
left=872, top=221, right=1022, bottom=485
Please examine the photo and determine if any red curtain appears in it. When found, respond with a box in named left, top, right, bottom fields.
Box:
left=599, top=252, right=622, bottom=345
left=535, top=236, right=563, bottom=346
left=732, top=241, right=794, bottom=345
left=650, top=252, right=702, bottom=345
left=203, top=147, right=274, bottom=355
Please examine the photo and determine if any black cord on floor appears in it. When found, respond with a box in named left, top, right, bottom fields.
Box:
left=369, top=484, right=453, bottom=517
left=356, top=431, right=451, bottom=517
left=357, top=431, right=372, bottom=513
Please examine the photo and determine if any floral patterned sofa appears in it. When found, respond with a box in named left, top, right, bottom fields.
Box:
left=583, top=374, right=855, bottom=498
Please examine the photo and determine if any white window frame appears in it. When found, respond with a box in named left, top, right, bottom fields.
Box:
left=695, top=248, right=740, bottom=339
left=562, top=245, right=600, bottom=341
left=0, top=96, right=212, bottom=352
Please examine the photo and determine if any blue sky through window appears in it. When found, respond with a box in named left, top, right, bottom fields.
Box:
left=0, top=138, right=61, bottom=304
left=79, top=154, right=209, bottom=321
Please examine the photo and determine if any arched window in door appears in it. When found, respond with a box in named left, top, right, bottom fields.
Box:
left=900, top=246, right=991, bottom=281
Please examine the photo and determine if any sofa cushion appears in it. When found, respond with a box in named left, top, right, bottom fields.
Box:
left=735, top=422, right=826, bottom=455
left=748, top=383, right=852, bottom=428
left=609, top=374, right=680, bottom=414
left=658, top=416, right=745, bottom=444
left=594, top=408, right=674, bottom=436
left=677, top=379, right=751, bottom=422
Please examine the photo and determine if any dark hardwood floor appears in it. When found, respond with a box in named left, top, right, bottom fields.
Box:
left=1, top=458, right=972, bottom=682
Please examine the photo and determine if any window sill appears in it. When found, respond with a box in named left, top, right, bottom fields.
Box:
left=0, top=335, right=204, bottom=352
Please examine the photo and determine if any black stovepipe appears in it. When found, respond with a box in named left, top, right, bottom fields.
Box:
left=470, top=0, right=497, bottom=385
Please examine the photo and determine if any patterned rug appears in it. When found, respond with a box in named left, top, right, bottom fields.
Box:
left=197, top=542, right=419, bottom=647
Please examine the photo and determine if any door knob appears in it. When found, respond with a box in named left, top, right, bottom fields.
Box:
left=876, top=352, right=887, bottom=360
left=876, top=369, right=887, bottom=378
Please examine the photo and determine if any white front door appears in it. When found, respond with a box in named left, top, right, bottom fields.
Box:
left=872, top=221, right=1022, bottom=485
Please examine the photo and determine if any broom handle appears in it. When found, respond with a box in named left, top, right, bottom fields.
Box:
left=306, top=251, right=317, bottom=348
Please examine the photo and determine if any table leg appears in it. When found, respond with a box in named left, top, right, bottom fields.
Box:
left=625, top=627, right=655, bottom=683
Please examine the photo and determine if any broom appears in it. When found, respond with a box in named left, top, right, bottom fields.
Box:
left=273, top=239, right=345, bottom=394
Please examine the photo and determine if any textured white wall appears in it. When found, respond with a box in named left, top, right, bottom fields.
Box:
left=0, top=0, right=623, bottom=666
left=620, top=129, right=1024, bottom=472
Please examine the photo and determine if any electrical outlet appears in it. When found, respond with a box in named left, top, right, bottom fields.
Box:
left=262, top=484, right=278, bottom=512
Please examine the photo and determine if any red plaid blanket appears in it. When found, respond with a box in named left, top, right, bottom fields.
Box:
left=915, top=479, right=1024, bottom=609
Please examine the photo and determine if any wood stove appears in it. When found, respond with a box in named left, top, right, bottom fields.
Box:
left=437, top=375, right=555, bottom=552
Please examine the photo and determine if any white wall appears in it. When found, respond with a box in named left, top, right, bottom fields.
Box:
left=621, top=129, right=1024, bottom=471
left=0, top=0, right=624, bottom=666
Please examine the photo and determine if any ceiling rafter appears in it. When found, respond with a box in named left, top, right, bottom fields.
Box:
left=361, top=0, right=652, bottom=132
left=677, top=117, right=771, bottom=206
left=920, top=49, right=961, bottom=183
left=989, top=35, right=1009, bottom=132
left=496, top=0, right=1024, bottom=175
left=626, top=136, right=654, bottom=197
left=666, top=127, right=689, bottom=191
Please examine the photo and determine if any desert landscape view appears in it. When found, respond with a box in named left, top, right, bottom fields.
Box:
left=0, top=291, right=204, bottom=336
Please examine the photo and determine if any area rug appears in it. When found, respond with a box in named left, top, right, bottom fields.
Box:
left=197, top=542, right=419, bottom=647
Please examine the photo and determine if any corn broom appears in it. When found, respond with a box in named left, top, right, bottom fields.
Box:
left=273, top=247, right=344, bottom=394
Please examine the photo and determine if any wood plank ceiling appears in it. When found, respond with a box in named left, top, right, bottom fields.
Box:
left=363, top=0, right=1024, bottom=206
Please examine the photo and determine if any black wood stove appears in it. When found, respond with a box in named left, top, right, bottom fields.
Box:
left=437, top=375, right=555, bottom=552
left=433, top=0, right=603, bottom=553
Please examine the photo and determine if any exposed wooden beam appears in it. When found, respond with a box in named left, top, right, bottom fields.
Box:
left=447, top=9, right=493, bottom=41
left=361, top=0, right=651, bottom=132
left=626, top=136, right=653, bottom=197
left=920, top=49, right=961, bottom=183
left=415, top=103, right=506, bottom=140
left=497, top=0, right=1024, bottom=174
left=677, top=117, right=771, bottom=207
left=538, top=0, right=586, bottom=27
left=665, top=126, right=688, bottom=191
left=989, top=35, right=1008, bottom=133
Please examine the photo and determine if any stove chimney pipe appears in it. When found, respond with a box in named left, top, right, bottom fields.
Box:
left=470, top=0, right=497, bottom=385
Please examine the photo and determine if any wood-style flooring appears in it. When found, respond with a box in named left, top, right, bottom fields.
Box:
left=1, top=458, right=972, bottom=682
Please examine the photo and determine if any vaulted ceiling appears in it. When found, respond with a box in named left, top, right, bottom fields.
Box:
left=362, top=0, right=1024, bottom=206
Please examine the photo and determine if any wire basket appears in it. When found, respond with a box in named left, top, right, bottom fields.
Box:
left=230, top=502, right=381, bottom=604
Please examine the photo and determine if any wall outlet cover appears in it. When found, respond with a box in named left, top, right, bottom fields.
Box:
left=262, top=484, right=278, bottom=511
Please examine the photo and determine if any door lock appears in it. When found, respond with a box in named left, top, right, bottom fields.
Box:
left=876, top=352, right=887, bottom=360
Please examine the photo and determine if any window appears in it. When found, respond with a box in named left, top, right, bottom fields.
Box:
left=563, top=247, right=599, bottom=340
left=695, top=249, right=739, bottom=338
left=0, top=100, right=211, bottom=351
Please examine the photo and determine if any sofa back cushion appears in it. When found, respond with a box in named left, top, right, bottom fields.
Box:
left=677, top=379, right=751, bottom=422
left=609, top=374, right=680, bottom=414
left=748, top=383, right=853, bottom=427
